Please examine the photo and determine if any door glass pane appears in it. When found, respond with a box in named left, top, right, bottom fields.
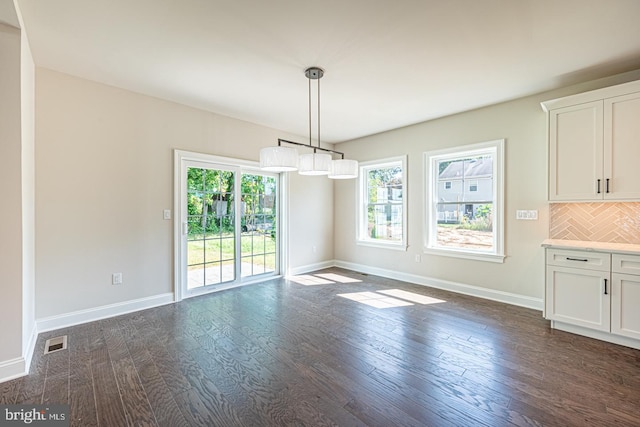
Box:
left=187, top=167, right=235, bottom=289
left=241, top=173, right=277, bottom=278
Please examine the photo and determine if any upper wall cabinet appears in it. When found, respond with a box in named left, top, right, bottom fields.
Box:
left=542, top=80, right=640, bottom=201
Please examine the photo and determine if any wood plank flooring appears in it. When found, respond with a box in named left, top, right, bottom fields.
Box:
left=2, top=267, right=640, bottom=426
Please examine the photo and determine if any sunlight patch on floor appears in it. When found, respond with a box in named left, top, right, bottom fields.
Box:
left=315, top=273, right=362, bottom=283
left=378, top=289, right=446, bottom=305
left=337, top=291, right=414, bottom=308
left=287, top=275, right=334, bottom=286
left=288, top=272, right=362, bottom=286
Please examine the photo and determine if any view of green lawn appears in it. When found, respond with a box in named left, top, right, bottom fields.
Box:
left=187, top=231, right=276, bottom=268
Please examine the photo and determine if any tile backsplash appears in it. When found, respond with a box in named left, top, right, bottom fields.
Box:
left=549, top=202, right=640, bottom=244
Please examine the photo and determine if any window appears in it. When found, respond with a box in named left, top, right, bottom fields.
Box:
left=358, top=156, right=407, bottom=250
left=424, top=139, right=504, bottom=262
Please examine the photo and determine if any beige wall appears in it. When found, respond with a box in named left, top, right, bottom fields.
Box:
left=333, top=70, right=640, bottom=303
left=19, top=11, right=35, bottom=358
left=0, top=22, right=23, bottom=364
left=35, top=68, right=334, bottom=319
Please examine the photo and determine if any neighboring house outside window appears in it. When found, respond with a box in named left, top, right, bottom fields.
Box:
left=424, top=139, right=505, bottom=262
left=358, top=156, right=407, bottom=250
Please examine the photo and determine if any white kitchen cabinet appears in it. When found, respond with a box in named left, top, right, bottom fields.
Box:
left=543, top=80, right=640, bottom=201
left=611, top=253, right=640, bottom=340
left=543, top=243, right=640, bottom=349
left=548, top=102, right=603, bottom=201
left=545, top=249, right=610, bottom=331
left=603, top=92, right=640, bottom=199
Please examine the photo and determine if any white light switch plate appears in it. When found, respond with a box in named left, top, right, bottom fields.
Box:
left=163, top=209, right=171, bottom=220
left=112, top=273, right=123, bottom=285
left=516, top=210, right=538, bottom=220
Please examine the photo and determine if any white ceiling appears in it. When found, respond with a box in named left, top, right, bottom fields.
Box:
left=15, top=0, right=640, bottom=143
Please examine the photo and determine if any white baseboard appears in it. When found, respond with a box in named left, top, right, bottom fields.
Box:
left=333, top=260, right=543, bottom=311
left=0, top=357, right=27, bottom=384
left=1, top=293, right=174, bottom=384
left=287, top=260, right=336, bottom=276
left=23, top=323, right=38, bottom=375
left=36, top=292, right=175, bottom=333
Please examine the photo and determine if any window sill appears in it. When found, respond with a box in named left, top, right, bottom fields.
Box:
left=423, top=247, right=505, bottom=263
left=357, top=240, right=408, bottom=251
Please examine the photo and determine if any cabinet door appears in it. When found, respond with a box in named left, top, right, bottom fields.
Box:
left=611, top=273, right=640, bottom=340
left=546, top=265, right=610, bottom=331
left=604, top=92, right=640, bottom=199
left=549, top=101, right=604, bottom=201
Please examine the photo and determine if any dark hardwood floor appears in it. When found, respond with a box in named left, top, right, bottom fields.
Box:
left=2, top=267, right=640, bottom=426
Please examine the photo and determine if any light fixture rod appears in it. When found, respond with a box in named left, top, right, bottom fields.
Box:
left=277, top=138, right=345, bottom=159
left=308, top=73, right=312, bottom=147
left=317, top=73, right=320, bottom=149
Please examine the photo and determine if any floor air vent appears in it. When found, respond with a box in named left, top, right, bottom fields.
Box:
left=44, top=335, right=68, bottom=354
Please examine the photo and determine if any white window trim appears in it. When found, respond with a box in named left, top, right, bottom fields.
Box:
left=423, top=139, right=505, bottom=263
left=357, top=155, right=408, bottom=251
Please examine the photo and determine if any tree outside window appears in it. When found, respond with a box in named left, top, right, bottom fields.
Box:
left=358, top=156, right=407, bottom=250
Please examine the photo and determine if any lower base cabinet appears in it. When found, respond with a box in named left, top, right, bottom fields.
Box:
left=545, top=248, right=640, bottom=348
left=611, top=272, right=640, bottom=340
left=546, top=265, right=610, bottom=331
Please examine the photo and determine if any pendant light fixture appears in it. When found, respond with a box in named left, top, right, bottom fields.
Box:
left=259, top=67, right=358, bottom=179
left=299, top=67, right=331, bottom=175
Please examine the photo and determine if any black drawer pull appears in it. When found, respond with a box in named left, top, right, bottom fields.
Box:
left=597, top=179, right=601, bottom=194
left=606, top=178, right=610, bottom=193
left=604, top=278, right=608, bottom=295
left=566, top=257, right=589, bottom=262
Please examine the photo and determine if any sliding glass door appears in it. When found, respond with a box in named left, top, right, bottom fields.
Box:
left=240, top=174, right=277, bottom=277
left=179, top=156, right=280, bottom=298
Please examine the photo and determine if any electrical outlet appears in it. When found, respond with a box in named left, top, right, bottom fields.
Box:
left=112, top=273, right=123, bottom=285
left=415, top=254, right=421, bottom=263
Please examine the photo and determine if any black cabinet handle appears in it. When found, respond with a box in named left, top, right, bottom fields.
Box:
left=566, top=257, right=588, bottom=262
left=606, top=178, right=610, bottom=193
left=604, top=278, right=608, bottom=295
left=597, top=179, right=601, bottom=194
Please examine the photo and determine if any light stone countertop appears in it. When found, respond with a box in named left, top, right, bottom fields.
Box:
left=542, top=239, right=640, bottom=255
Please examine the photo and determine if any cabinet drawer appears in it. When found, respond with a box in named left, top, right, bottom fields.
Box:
left=612, top=253, right=640, bottom=276
left=546, top=249, right=610, bottom=271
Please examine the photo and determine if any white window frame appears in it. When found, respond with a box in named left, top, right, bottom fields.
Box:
left=424, top=139, right=505, bottom=263
left=357, top=155, right=407, bottom=251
